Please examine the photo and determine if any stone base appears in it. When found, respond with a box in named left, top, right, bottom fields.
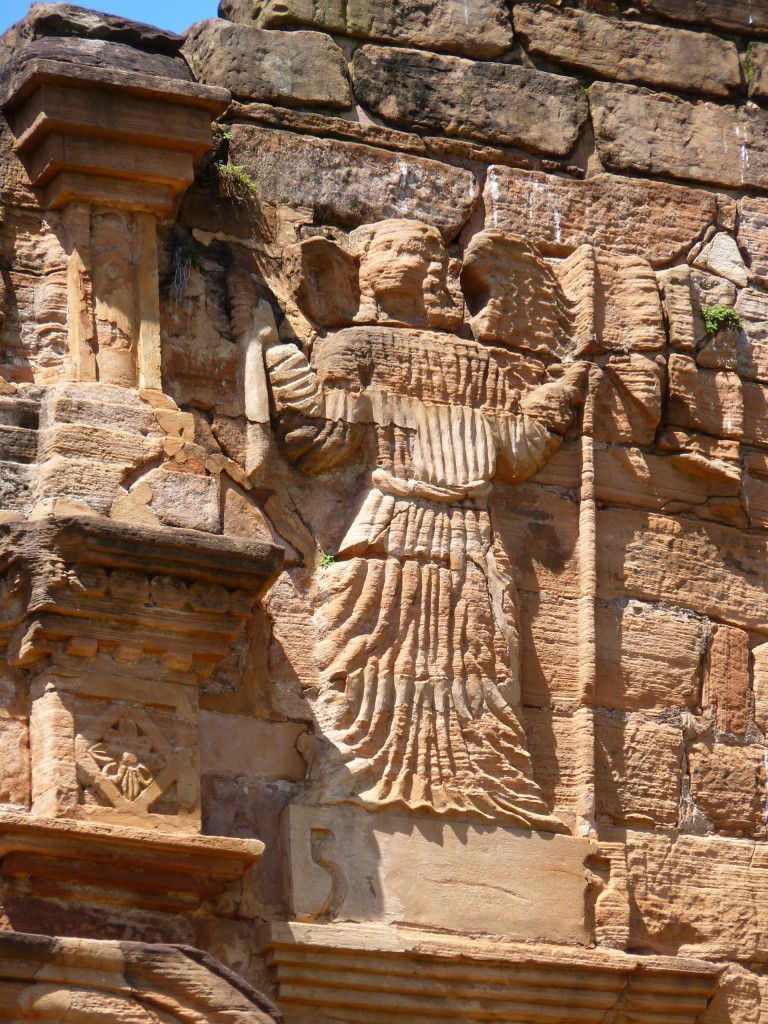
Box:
left=283, top=804, right=594, bottom=944
left=265, top=920, right=722, bottom=1024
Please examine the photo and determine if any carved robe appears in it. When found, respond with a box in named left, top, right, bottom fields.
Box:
left=267, top=327, right=582, bottom=832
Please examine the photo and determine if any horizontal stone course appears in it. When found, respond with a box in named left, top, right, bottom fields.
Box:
left=182, top=20, right=352, bottom=109
left=483, top=166, right=724, bottom=267
left=217, top=0, right=513, bottom=59
left=638, top=0, right=768, bottom=34
left=514, top=4, right=740, bottom=99
left=228, top=123, right=479, bottom=239
left=352, top=45, right=588, bottom=157
left=592, top=82, right=768, bottom=191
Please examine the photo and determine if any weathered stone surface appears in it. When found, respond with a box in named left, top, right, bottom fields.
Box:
left=284, top=804, right=593, bottom=943
left=691, top=233, right=749, bottom=287
left=596, top=508, right=768, bottom=634
left=595, top=601, right=706, bottom=713
left=667, top=353, right=743, bottom=440
left=748, top=41, right=768, bottom=103
left=596, top=715, right=683, bottom=826
left=689, top=741, right=766, bottom=833
left=514, top=4, right=739, bottom=99
left=638, top=0, right=768, bottom=35
left=592, top=82, right=768, bottom=191
left=352, top=46, right=588, bottom=156
left=183, top=20, right=352, bottom=109
left=625, top=829, right=768, bottom=960
left=218, top=0, right=513, bottom=59
left=738, top=196, right=768, bottom=286
left=704, top=624, right=751, bottom=736
left=483, top=166, right=724, bottom=267
left=200, top=711, right=305, bottom=781
left=228, top=124, right=479, bottom=240
left=659, top=265, right=737, bottom=353
left=8, top=2, right=184, bottom=53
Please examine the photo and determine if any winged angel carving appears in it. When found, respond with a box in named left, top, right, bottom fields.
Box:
left=239, top=220, right=594, bottom=833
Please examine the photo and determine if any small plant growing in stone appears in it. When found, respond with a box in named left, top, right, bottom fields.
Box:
left=170, top=236, right=204, bottom=303
left=216, top=161, right=259, bottom=203
left=319, top=553, right=337, bottom=568
left=746, top=44, right=755, bottom=83
left=701, top=304, right=743, bottom=336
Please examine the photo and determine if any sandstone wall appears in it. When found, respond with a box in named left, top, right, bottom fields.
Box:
left=1, top=1, right=768, bottom=1021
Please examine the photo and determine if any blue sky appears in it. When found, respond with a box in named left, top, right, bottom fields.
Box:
left=1, top=0, right=220, bottom=36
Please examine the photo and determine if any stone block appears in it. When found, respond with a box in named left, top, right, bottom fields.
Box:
left=738, top=196, right=768, bottom=287
left=596, top=508, right=768, bottom=634
left=228, top=124, right=478, bottom=241
left=183, top=20, right=352, bottom=109
left=592, top=82, right=768, bottom=191
left=0, top=717, right=30, bottom=808
left=593, top=355, right=663, bottom=445
left=10, top=2, right=184, bottom=53
left=283, top=804, right=593, bottom=943
left=743, top=471, right=768, bottom=530
left=519, top=590, right=580, bottom=706
left=199, top=711, right=306, bottom=781
left=743, top=380, right=768, bottom=449
left=639, top=0, right=768, bottom=34
left=595, top=444, right=740, bottom=516
left=218, top=0, right=513, bottom=59
left=595, top=600, right=706, bottom=713
left=352, top=45, right=587, bottom=156
left=523, top=708, right=592, bottom=819
left=667, top=353, right=743, bottom=440
left=483, top=166, right=723, bottom=267
left=688, top=741, right=766, bottom=833
left=514, top=4, right=739, bottom=99
left=735, top=289, right=768, bottom=383
left=691, top=233, right=749, bottom=288
left=704, top=624, right=751, bottom=737
left=625, top=829, right=768, bottom=960
left=595, top=715, right=683, bottom=826
left=141, top=468, right=221, bottom=533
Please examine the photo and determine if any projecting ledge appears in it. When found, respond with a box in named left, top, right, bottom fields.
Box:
left=264, top=921, right=723, bottom=1024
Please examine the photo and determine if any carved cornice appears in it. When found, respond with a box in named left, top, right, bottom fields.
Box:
left=265, top=921, right=723, bottom=1024
left=0, top=515, right=283, bottom=683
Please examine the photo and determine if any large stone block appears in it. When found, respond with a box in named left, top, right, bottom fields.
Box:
left=667, top=353, right=743, bottom=440
left=199, top=711, right=306, bottom=782
left=638, top=0, right=768, bottom=34
left=688, top=741, right=766, bottom=833
left=738, top=197, right=768, bottom=287
left=704, top=624, right=750, bottom=736
left=596, top=508, right=768, bottom=634
left=228, top=124, right=478, bottom=240
left=483, top=166, right=724, bottom=267
left=183, top=20, right=352, bottom=109
left=595, top=715, right=683, bottom=826
left=626, top=829, right=768, bottom=960
left=514, top=5, right=739, bottom=99
left=352, top=45, right=587, bottom=156
left=592, top=82, right=768, bottom=191
left=283, top=804, right=593, bottom=943
left=218, top=0, right=514, bottom=59
left=595, top=600, right=707, bottom=713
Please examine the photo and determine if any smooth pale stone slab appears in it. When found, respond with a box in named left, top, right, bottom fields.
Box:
left=283, top=804, right=593, bottom=944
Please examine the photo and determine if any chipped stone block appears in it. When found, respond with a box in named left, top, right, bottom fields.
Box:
left=514, top=4, right=739, bottom=99
left=183, top=20, right=352, bottom=109
left=595, top=715, right=683, bottom=826
left=143, top=468, right=221, bottom=532
left=704, top=624, right=751, bottom=737
left=691, top=233, right=749, bottom=288
left=199, top=711, right=306, bottom=781
left=667, top=353, right=743, bottom=440
left=228, top=124, right=479, bottom=241
left=738, top=196, right=768, bottom=286
left=219, top=0, right=514, bottom=59
left=596, top=508, right=768, bottom=634
left=483, top=166, right=723, bottom=267
left=595, top=600, right=706, bottom=713
left=688, top=741, right=766, bottom=833
left=352, top=45, right=588, bottom=157
left=592, top=82, right=768, bottom=191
